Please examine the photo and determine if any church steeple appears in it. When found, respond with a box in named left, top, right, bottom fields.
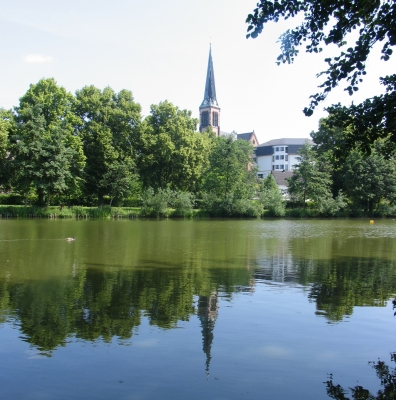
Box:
left=201, top=45, right=218, bottom=108
left=199, top=45, right=221, bottom=136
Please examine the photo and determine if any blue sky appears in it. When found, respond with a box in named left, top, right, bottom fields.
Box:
left=0, top=0, right=392, bottom=143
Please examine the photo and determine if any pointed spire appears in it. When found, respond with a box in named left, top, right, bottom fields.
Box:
left=200, top=45, right=219, bottom=108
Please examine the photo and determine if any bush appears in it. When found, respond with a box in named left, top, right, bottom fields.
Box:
left=140, top=188, right=173, bottom=218
left=170, top=192, right=195, bottom=218
left=201, top=192, right=262, bottom=218
left=318, top=192, right=346, bottom=217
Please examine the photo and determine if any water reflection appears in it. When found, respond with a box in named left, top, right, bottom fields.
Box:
left=197, top=292, right=219, bottom=376
left=325, top=353, right=396, bottom=399
left=1, top=254, right=396, bottom=356
left=253, top=255, right=396, bottom=322
left=1, top=219, right=396, bottom=382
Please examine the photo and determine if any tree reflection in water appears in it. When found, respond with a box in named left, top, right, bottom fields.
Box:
left=325, top=353, right=396, bottom=399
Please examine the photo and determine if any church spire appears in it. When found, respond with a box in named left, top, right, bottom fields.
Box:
left=199, top=45, right=221, bottom=136
left=200, top=45, right=219, bottom=108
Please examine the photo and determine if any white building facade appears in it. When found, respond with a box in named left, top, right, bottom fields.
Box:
left=254, top=138, right=311, bottom=179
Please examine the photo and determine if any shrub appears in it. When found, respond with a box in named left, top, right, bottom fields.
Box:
left=140, top=188, right=173, bottom=218
left=201, top=192, right=262, bottom=218
left=170, top=192, right=195, bottom=218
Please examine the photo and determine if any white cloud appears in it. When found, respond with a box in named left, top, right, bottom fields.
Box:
left=24, top=54, right=54, bottom=64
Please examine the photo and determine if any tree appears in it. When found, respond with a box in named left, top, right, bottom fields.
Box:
left=203, top=135, right=257, bottom=198
left=312, top=116, right=396, bottom=213
left=137, top=100, right=211, bottom=192
left=287, top=142, right=333, bottom=208
left=326, top=353, right=396, bottom=400
left=342, top=143, right=396, bottom=213
left=259, top=174, right=285, bottom=216
left=74, top=86, right=141, bottom=206
left=246, top=0, right=396, bottom=152
left=0, top=108, right=15, bottom=189
left=100, top=158, right=137, bottom=206
left=311, top=115, right=354, bottom=197
left=12, top=79, right=85, bottom=205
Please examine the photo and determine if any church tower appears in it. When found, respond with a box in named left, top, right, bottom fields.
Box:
left=199, top=45, right=220, bottom=136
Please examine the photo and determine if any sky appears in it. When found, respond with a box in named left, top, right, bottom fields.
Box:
left=0, top=0, right=393, bottom=144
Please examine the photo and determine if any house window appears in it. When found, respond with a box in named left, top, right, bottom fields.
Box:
left=272, top=156, right=275, bottom=162
left=275, top=165, right=279, bottom=169
left=280, top=164, right=284, bottom=170
left=285, top=147, right=288, bottom=153
left=285, top=165, right=289, bottom=171
left=275, top=155, right=279, bottom=160
left=280, top=155, right=284, bottom=160
left=285, top=155, right=288, bottom=161
left=212, top=112, right=218, bottom=126
left=275, top=147, right=279, bottom=152
left=272, top=165, right=275, bottom=170
left=280, top=147, right=284, bottom=151
left=201, top=111, right=209, bottom=126
left=258, top=174, right=263, bottom=178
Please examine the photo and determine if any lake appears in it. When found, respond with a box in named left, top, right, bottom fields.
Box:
left=0, top=219, right=395, bottom=399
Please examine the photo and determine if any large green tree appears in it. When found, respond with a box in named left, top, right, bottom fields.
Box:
left=203, top=135, right=257, bottom=198
left=74, top=86, right=141, bottom=206
left=259, top=173, right=285, bottom=216
left=0, top=108, right=15, bottom=189
left=246, top=0, right=396, bottom=153
left=137, top=100, right=211, bottom=192
left=12, top=78, right=85, bottom=205
left=312, top=115, right=396, bottom=213
left=287, top=142, right=333, bottom=208
left=342, top=143, right=396, bottom=213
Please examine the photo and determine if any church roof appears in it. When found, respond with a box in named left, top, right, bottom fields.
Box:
left=236, top=132, right=254, bottom=141
left=200, top=46, right=219, bottom=109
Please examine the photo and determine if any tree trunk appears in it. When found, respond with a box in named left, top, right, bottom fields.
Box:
left=97, top=193, right=104, bottom=207
left=38, top=188, right=45, bottom=206
left=24, top=186, right=30, bottom=207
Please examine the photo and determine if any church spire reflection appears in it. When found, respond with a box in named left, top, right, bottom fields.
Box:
left=197, top=291, right=219, bottom=376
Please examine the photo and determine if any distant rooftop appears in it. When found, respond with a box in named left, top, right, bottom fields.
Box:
left=236, top=132, right=254, bottom=141
left=258, top=138, right=311, bottom=147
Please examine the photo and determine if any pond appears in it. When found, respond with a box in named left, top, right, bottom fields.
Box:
left=0, top=219, right=395, bottom=399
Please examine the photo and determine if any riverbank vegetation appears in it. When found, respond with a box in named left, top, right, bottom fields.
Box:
left=1, top=78, right=396, bottom=219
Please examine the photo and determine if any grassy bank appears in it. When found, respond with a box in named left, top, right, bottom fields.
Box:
left=0, top=205, right=394, bottom=219
left=0, top=205, right=140, bottom=219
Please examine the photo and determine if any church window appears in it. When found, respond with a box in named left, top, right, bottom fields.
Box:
left=212, top=112, right=218, bottom=126
left=201, top=111, right=209, bottom=126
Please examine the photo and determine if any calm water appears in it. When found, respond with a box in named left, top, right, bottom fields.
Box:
left=0, top=219, right=396, bottom=399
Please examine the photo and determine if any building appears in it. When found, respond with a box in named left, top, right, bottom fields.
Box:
left=198, top=47, right=310, bottom=189
left=255, top=138, right=310, bottom=178
left=199, top=45, right=221, bottom=136
left=199, top=46, right=259, bottom=147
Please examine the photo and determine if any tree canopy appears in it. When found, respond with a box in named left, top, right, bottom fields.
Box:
left=246, top=0, right=396, bottom=151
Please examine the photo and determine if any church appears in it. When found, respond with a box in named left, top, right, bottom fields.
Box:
left=198, top=46, right=309, bottom=187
